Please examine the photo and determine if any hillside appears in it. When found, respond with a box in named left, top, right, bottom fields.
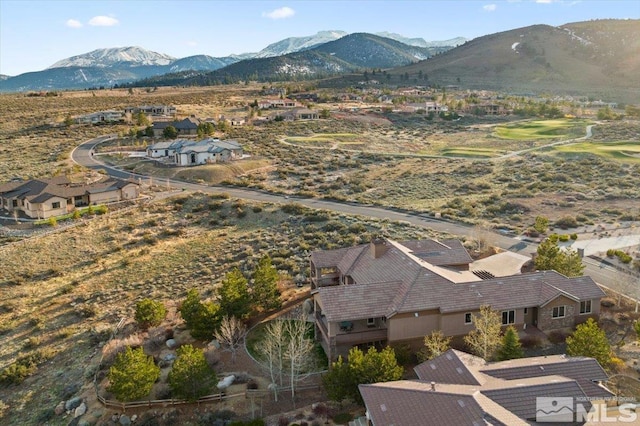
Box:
left=140, top=33, right=444, bottom=86
left=392, top=19, right=640, bottom=102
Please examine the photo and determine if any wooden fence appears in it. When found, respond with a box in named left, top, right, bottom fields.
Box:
left=96, top=391, right=246, bottom=411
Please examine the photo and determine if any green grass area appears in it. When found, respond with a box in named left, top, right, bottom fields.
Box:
left=439, top=147, right=502, bottom=158
left=553, top=141, right=640, bottom=163
left=285, top=133, right=360, bottom=145
left=494, top=119, right=586, bottom=140
left=34, top=204, right=108, bottom=225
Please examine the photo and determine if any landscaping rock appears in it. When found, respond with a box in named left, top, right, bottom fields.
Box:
left=119, top=414, right=131, bottom=425
left=165, top=339, right=177, bottom=349
left=74, top=402, right=87, bottom=418
left=62, top=383, right=80, bottom=399
left=54, top=401, right=66, bottom=416
left=163, top=353, right=176, bottom=362
left=78, top=420, right=90, bottom=426
left=65, top=396, right=82, bottom=411
left=208, top=339, right=221, bottom=349
left=131, top=414, right=137, bottom=422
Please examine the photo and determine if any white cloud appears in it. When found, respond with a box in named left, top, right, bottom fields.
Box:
left=66, top=19, right=82, bottom=28
left=535, top=0, right=554, bottom=3
left=262, top=6, right=295, bottom=20
left=186, top=40, right=198, bottom=47
left=483, top=4, right=497, bottom=11
left=88, top=15, right=119, bottom=27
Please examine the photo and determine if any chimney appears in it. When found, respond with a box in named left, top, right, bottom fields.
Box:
left=370, top=238, right=388, bottom=259
left=431, top=381, right=436, bottom=391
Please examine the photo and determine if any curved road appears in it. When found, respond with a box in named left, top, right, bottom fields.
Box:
left=72, top=136, right=637, bottom=299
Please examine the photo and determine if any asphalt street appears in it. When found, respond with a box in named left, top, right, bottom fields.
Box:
left=72, top=136, right=639, bottom=301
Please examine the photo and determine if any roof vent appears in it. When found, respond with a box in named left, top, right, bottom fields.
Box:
left=430, top=363, right=436, bottom=370
left=457, top=399, right=465, bottom=407
left=380, top=404, right=387, bottom=412
left=456, top=367, right=464, bottom=374
left=431, top=381, right=436, bottom=391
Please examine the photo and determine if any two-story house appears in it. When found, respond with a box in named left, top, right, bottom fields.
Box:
left=310, top=238, right=604, bottom=361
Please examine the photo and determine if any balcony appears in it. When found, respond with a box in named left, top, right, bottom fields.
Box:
left=311, top=274, right=340, bottom=291
left=335, top=323, right=388, bottom=346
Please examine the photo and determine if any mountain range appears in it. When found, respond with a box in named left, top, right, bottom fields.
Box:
left=387, top=19, right=640, bottom=103
left=0, top=31, right=465, bottom=92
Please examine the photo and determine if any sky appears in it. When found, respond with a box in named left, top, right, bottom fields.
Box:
left=1, top=0, right=638, bottom=76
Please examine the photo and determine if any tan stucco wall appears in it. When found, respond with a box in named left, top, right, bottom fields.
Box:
left=24, top=197, right=67, bottom=219
left=121, top=185, right=139, bottom=200
left=388, top=310, right=439, bottom=341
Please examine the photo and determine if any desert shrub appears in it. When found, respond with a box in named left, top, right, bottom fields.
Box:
left=252, top=205, right=263, bottom=213
left=570, top=233, right=578, bottom=240
left=600, top=298, right=616, bottom=308
left=519, top=335, right=542, bottom=349
left=558, top=234, right=570, bottom=242
left=332, top=413, right=353, bottom=424
left=281, top=203, right=306, bottom=215
left=555, top=216, right=578, bottom=229
left=548, top=330, right=570, bottom=344
left=278, top=417, right=290, bottom=426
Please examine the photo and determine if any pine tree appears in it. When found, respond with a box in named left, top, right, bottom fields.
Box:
left=566, top=318, right=612, bottom=368
left=218, top=268, right=251, bottom=319
left=108, top=347, right=160, bottom=402
left=179, top=289, right=221, bottom=340
left=134, top=298, right=166, bottom=330
left=168, top=345, right=217, bottom=402
left=535, top=235, right=585, bottom=277
left=252, top=255, right=281, bottom=312
left=497, top=326, right=524, bottom=361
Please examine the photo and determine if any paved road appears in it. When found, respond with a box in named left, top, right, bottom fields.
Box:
left=72, top=136, right=637, bottom=300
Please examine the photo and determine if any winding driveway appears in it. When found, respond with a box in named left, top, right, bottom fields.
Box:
left=71, top=135, right=637, bottom=300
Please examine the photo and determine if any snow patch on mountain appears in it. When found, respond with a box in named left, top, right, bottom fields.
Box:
left=254, top=30, right=348, bottom=58
left=48, top=46, right=175, bottom=69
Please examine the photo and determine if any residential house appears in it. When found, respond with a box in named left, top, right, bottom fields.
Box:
left=74, top=110, right=124, bottom=125
left=152, top=117, right=200, bottom=138
left=273, top=108, right=319, bottom=121
left=147, top=138, right=243, bottom=166
left=360, top=348, right=613, bottom=425
left=125, top=105, right=177, bottom=120
left=310, top=238, right=604, bottom=360
left=0, top=177, right=139, bottom=219
left=257, top=98, right=300, bottom=109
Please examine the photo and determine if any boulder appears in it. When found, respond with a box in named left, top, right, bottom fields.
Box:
left=54, top=401, right=66, bottom=416
left=119, top=414, right=131, bottom=426
left=131, top=414, right=137, bottom=422
left=74, top=402, right=87, bottom=418
left=163, top=353, right=176, bottom=362
left=165, top=339, right=177, bottom=349
left=217, top=374, right=235, bottom=391
left=65, top=396, right=82, bottom=411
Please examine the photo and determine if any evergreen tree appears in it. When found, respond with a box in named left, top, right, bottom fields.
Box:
left=168, top=345, right=217, bottom=401
left=535, top=235, right=585, bottom=277
left=497, top=326, right=524, bottom=361
left=566, top=318, right=612, bottom=368
left=134, top=298, right=167, bottom=330
left=179, top=289, right=221, bottom=340
left=252, top=255, right=281, bottom=312
left=322, top=346, right=403, bottom=404
left=163, top=125, right=178, bottom=139
left=218, top=268, right=251, bottom=319
left=108, top=347, right=160, bottom=402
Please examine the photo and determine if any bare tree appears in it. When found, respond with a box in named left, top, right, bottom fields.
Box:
left=254, top=314, right=316, bottom=404
left=283, top=315, right=316, bottom=404
left=464, top=305, right=502, bottom=360
left=213, top=315, right=247, bottom=364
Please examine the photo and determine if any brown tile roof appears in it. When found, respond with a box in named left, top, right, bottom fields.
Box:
left=318, top=281, right=403, bottom=321
left=363, top=349, right=611, bottom=425
left=314, top=239, right=604, bottom=320
left=399, top=239, right=474, bottom=266
left=414, top=349, right=486, bottom=386
left=1, top=177, right=136, bottom=204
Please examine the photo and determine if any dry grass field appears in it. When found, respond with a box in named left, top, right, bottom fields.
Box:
left=1, top=86, right=639, bottom=424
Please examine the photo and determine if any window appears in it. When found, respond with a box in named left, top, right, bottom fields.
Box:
left=52, top=202, right=61, bottom=209
left=501, top=310, right=515, bottom=325
left=464, top=313, right=472, bottom=324
left=367, top=318, right=376, bottom=327
left=580, top=300, right=592, bottom=314
left=12, top=200, right=18, bottom=207
left=524, top=308, right=528, bottom=314
left=552, top=306, right=566, bottom=318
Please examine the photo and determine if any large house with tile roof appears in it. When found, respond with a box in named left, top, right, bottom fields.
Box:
left=310, top=238, right=604, bottom=360
left=0, top=176, right=139, bottom=219
left=146, top=138, right=243, bottom=166
left=359, top=348, right=613, bottom=425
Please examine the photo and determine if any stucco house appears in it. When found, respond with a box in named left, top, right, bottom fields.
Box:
left=360, top=348, right=612, bottom=425
left=0, top=176, right=139, bottom=219
left=310, top=238, right=604, bottom=360
left=147, top=138, right=243, bottom=166
left=273, top=108, right=319, bottom=121
left=74, top=110, right=124, bottom=124
left=124, top=105, right=177, bottom=120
